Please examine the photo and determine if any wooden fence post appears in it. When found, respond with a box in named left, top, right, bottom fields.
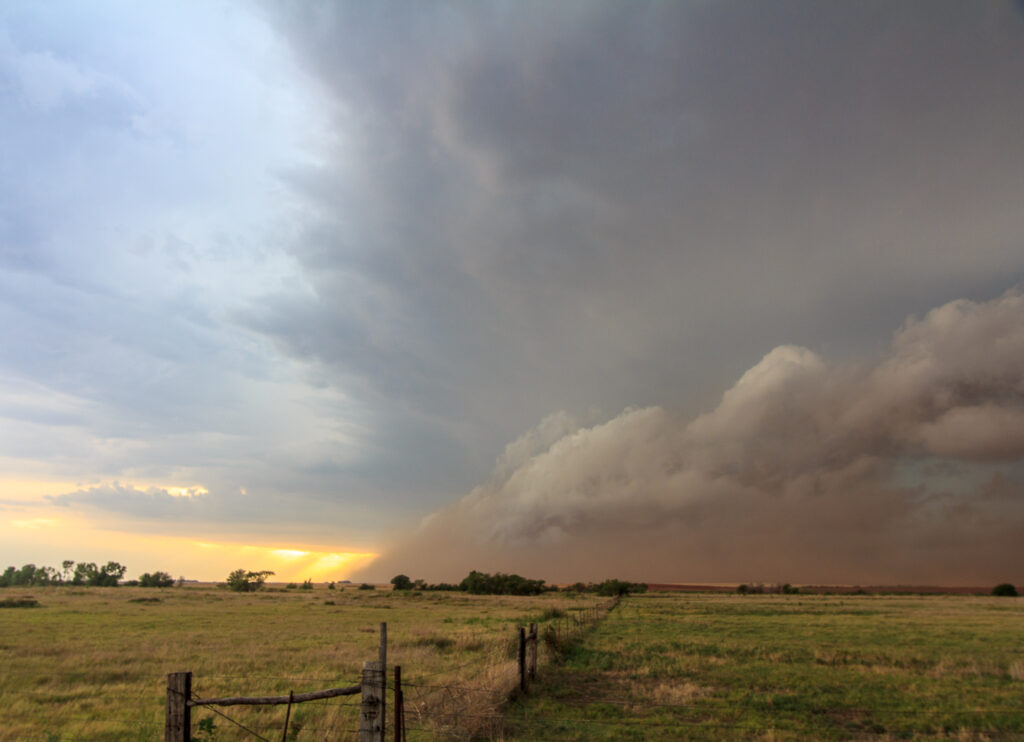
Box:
left=518, top=627, right=526, bottom=692
left=379, top=622, right=387, bottom=740
left=360, top=661, right=384, bottom=742
left=393, top=665, right=403, bottom=742
left=165, top=671, right=191, bottom=742
left=528, top=623, right=537, bottom=681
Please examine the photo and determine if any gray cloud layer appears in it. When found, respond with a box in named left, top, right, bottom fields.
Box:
left=365, top=290, right=1024, bottom=584
left=258, top=0, right=1024, bottom=502
left=3, top=2, right=1024, bottom=568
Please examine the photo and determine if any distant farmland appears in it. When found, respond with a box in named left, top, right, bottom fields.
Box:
left=1, top=585, right=1022, bottom=740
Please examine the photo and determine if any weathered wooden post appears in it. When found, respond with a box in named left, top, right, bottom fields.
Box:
left=517, top=626, right=526, bottom=692
left=360, top=661, right=384, bottom=742
left=393, top=666, right=403, bottom=742
left=165, top=671, right=191, bottom=742
left=379, top=622, right=387, bottom=739
left=527, top=622, right=537, bottom=681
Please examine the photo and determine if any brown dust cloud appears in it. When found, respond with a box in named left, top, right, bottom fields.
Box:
left=360, top=289, right=1024, bottom=585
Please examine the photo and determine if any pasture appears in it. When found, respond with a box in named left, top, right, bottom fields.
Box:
left=504, top=591, right=1024, bottom=740
left=2, top=586, right=1023, bottom=740
left=0, top=584, right=597, bottom=741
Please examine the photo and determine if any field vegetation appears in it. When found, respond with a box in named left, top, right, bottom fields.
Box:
left=4, top=584, right=1023, bottom=740
left=0, top=582, right=601, bottom=741
left=504, top=591, right=1024, bottom=740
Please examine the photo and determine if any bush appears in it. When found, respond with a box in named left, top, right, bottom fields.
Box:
left=301, top=579, right=314, bottom=590
left=359, top=583, right=376, bottom=590
left=537, top=607, right=566, bottom=622
left=0, top=597, right=40, bottom=608
left=992, top=583, right=1019, bottom=597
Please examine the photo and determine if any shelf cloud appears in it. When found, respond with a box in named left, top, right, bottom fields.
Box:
left=366, top=289, right=1024, bottom=584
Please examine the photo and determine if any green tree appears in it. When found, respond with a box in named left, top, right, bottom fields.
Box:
left=16, top=564, right=38, bottom=586
left=458, top=570, right=547, bottom=595
left=73, top=562, right=97, bottom=585
left=139, top=571, right=175, bottom=588
left=390, top=574, right=413, bottom=590
left=226, top=569, right=274, bottom=592
left=992, top=583, right=1019, bottom=597
left=96, top=561, right=126, bottom=586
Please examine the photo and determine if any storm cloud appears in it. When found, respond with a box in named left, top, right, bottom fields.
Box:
left=364, top=290, right=1024, bottom=584
left=3, top=2, right=1024, bottom=579
left=257, top=0, right=1024, bottom=500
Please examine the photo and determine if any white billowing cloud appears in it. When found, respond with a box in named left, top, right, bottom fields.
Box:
left=365, top=289, right=1024, bottom=584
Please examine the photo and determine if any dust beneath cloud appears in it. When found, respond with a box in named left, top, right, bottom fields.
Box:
left=362, top=289, right=1024, bottom=584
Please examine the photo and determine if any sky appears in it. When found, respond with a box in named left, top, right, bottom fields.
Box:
left=2, top=1, right=1023, bottom=584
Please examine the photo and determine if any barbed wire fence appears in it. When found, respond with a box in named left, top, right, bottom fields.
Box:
left=163, top=596, right=622, bottom=741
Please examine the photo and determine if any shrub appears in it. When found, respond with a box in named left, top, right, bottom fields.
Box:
left=301, top=579, right=313, bottom=590
left=359, top=583, right=376, bottom=590
left=541, top=626, right=570, bottom=657
left=537, top=607, right=566, bottom=622
left=992, top=583, right=1019, bottom=597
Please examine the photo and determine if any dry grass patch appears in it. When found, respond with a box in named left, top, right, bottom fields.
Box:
left=0, top=585, right=603, bottom=741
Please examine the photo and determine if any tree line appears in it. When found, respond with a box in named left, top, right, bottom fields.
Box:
left=390, top=570, right=648, bottom=597
left=0, top=561, right=176, bottom=588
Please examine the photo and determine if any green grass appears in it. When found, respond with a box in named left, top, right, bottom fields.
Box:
left=503, top=592, right=1024, bottom=740
left=8, top=588, right=1022, bottom=740
left=0, top=584, right=600, bottom=741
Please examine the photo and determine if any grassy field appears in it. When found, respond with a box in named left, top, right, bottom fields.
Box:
left=4, top=587, right=1023, bottom=741
left=504, top=592, right=1024, bottom=741
left=0, top=584, right=600, bottom=741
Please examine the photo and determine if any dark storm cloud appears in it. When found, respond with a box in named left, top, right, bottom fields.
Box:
left=255, top=1, right=1024, bottom=500
left=5, top=1, right=1024, bottom=572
